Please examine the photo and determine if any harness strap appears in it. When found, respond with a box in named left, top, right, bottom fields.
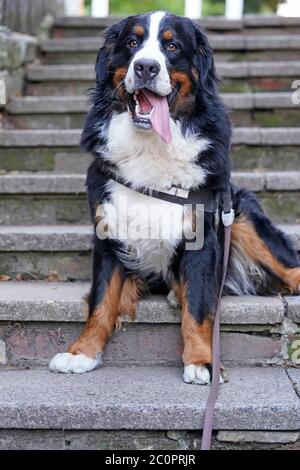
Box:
left=140, top=186, right=219, bottom=213
left=97, top=161, right=219, bottom=213
left=201, top=186, right=234, bottom=450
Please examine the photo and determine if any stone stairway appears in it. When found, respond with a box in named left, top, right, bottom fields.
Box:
left=0, top=14, right=299, bottom=450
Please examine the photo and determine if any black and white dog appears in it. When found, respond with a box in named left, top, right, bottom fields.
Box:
left=50, top=11, right=300, bottom=384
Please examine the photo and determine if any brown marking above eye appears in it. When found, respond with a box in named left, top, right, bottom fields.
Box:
left=112, top=67, right=128, bottom=96
left=163, top=30, right=173, bottom=41
left=170, top=71, right=192, bottom=98
left=134, top=25, right=144, bottom=36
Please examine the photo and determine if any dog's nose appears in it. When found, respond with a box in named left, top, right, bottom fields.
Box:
left=134, top=59, right=161, bottom=82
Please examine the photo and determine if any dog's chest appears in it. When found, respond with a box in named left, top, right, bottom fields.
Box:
left=100, top=113, right=210, bottom=278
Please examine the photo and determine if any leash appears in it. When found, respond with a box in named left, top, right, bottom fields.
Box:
left=201, top=188, right=234, bottom=450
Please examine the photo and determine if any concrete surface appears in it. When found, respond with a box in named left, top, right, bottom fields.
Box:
left=0, top=282, right=285, bottom=324
left=0, top=366, right=299, bottom=430
left=0, top=224, right=299, bottom=251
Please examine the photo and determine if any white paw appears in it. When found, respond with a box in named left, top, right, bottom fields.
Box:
left=49, top=352, right=102, bottom=374
left=183, top=364, right=225, bottom=385
left=167, top=290, right=180, bottom=308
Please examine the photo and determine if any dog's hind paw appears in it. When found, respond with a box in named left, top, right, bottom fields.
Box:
left=183, top=364, right=225, bottom=385
left=285, top=267, right=300, bottom=294
left=49, top=352, right=102, bottom=374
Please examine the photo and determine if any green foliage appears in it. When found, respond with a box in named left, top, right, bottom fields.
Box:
left=244, top=0, right=278, bottom=13
left=109, top=0, right=184, bottom=15
left=84, top=0, right=280, bottom=16
left=203, top=0, right=224, bottom=16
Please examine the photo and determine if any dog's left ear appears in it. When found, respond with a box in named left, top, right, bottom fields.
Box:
left=192, top=22, right=217, bottom=92
left=95, top=20, right=125, bottom=83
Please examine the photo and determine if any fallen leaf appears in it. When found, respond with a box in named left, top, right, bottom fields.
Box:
left=0, top=275, right=11, bottom=282
left=44, top=271, right=60, bottom=282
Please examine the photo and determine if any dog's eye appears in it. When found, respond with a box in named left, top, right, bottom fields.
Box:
left=128, top=39, right=138, bottom=48
left=167, top=43, right=177, bottom=52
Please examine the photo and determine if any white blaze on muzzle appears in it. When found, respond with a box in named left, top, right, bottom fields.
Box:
left=125, top=11, right=172, bottom=143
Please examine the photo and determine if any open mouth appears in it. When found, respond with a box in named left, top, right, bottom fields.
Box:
left=129, top=89, right=154, bottom=131
left=128, top=89, right=172, bottom=144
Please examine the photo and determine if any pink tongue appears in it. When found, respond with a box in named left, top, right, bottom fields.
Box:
left=140, top=89, right=172, bottom=144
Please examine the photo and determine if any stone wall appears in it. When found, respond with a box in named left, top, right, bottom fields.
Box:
left=0, top=429, right=299, bottom=450
left=0, top=26, right=37, bottom=126
left=0, top=0, right=64, bottom=34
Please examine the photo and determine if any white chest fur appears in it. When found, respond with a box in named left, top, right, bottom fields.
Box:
left=98, top=112, right=210, bottom=279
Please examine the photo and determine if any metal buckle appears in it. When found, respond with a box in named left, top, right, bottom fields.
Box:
left=160, top=187, right=190, bottom=199
left=175, top=187, right=190, bottom=199
left=222, top=208, right=235, bottom=227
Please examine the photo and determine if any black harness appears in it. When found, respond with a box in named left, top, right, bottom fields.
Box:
left=97, top=160, right=233, bottom=225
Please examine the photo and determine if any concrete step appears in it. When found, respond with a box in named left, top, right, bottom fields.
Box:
left=0, top=224, right=299, bottom=282
left=0, top=366, right=299, bottom=450
left=51, top=14, right=300, bottom=38
left=40, top=35, right=300, bottom=64
left=0, top=172, right=299, bottom=225
left=5, top=93, right=299, bottom=129
left=25, top=62, right=300, bottom=95
left=1, top=128, right=300, bottom=173
left=3, top=128, right=300, bottom=147
left=6, top=95, right=88, bottom=130
left=1, top=281, right=296, bottom=368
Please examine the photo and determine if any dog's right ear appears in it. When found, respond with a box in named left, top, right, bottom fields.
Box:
left=95, top=21, right=125, bottom=83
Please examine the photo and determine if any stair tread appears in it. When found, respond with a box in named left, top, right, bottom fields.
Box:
left=26, top=61, right=300, bottom=80
left=40, top=35, right=300, bottom=52
left=2, top=128, right=300, bottom=146
left=8, top=95, right=89, bottom=113
left=0, top=281, right=286, bottom=324
left=53, top=14, right=300, bottom=30
left=1, top=171, right=299, bottom=193
left=0, top=366, right=298, bottom=430
left=0, top=223, right=299, bottom=251
left=7, top=92, right=298, bottom=114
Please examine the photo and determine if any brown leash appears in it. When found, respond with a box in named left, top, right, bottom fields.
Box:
left=201, top=189, right=234, bottom=450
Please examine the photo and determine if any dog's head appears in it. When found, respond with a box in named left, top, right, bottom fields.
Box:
left=95, top=11, right=217, bottom=143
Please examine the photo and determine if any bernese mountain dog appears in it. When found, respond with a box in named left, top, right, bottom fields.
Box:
left=49, top=11, right=300, bottom=384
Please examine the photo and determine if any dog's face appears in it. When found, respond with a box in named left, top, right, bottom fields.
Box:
left=96, top=11, right=216, bottom=142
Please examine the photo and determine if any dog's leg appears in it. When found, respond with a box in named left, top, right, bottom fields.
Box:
left=231, top=214, right=300, bottom=294
left=49, top=239, right=142, bottom=374
left=174, top=219, right=224, bottom=385
left=181, top=297, right=215, bottom=385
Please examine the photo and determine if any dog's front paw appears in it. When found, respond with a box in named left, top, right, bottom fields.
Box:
left=183, top=364, right=225, bottom=385
left=49, top=352, right=102, bottom=374
left=167, top=290, right=180, bottom=308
